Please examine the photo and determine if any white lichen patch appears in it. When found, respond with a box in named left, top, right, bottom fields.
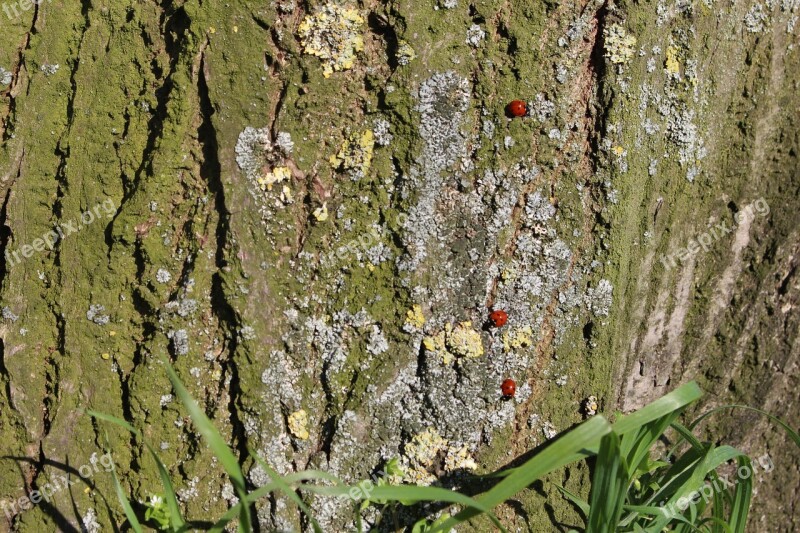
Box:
left=367, top=324, right=389, bottom=355
left=585, top=279, right=613, bottom=316
left=583, top=395, right=599, bottom=417
left=466, top=24, right=486, bottom=47
left=529, top=94, right=556, bottom=122
left=40, top=63, right=60, bottom=76
left=235, top=126, right=298, bottom=217
left=667, top=107, right=706, bottom=181
left=373, top=118, right=393, bottom=146
left=744, top=3, right=769, bottom=33
left=2, top=307, right=18, bottom=322
left=398, top=71, right=471, bottom=274
left=87, top=304, right=110, bottom=325
left=155, top=268, right=172, bottom=283
left=0, top=67, right=11, bottom=86
left=168, top=329, right=189, bottom=355
left=298, top=4, right=364, bottom=77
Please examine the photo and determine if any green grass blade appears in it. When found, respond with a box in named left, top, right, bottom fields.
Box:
left=249, top=448, right=323, bottom=533
left=109, top=456, right=143, bottom=533
left=621, top=413, right=681, bottom=477
left=85, top=409, right=138, bottom=434
left=162, top=357, right=252, bottom=531
left=643, top=446, right=749, bottom=532
left=209, top=469, right=351, bottom=531
left=687, top=405, right=800, bottom=448
left=612, top=382, right=702, bottom=437
left=301, top=483, right=506, bottom=531
left=587, top=432, right=628, bottom=532
left=729, top=457, right=752, bottom=533
left=554, top=484, right=589, bottom=518
left=669, top=422, right=706, bottom=455
left=145, top=442, right=187, bottom=532
left=86, top=409, right=187, bottom=531
left=432, top=415, right=613, bottom=532
left=207, top=481, right=278, bottom=533
left=710, top=474, right=726, bottom=533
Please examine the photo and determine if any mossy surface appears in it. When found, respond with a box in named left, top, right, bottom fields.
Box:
left=0, top=0, right=798, bottom=531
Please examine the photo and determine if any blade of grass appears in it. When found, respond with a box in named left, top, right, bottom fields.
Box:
left=109, top=456, right=143, bottom=533
left=643, top=445, right=749, bottom=532
left=554, top=484, right=589, bottom=517
left=208, top=471, right=339, bottom=533
left=249, top=448, right=322, bottom=533
left=621, top=412, right=682, bottom=477
left=686, top=405, right=800, bottom=448
left=587, top=432, right=628, bottom=532
left=301, top=483, right=506, bottom=531
left=162, top=357, right=252, bottom=532
left=612, top=382, right=702, bottom=437
left=86, top=410, right=186, bottom=532
left=728, top=457, right=752, bottom=533
left=432, top=415, right=613, bottom=532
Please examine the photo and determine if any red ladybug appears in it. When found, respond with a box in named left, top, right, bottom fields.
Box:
left=488, top=310, right=508, bottom=328
left=501, top=378, right=516, bottom=398
left=506, top=100, right=527, bottom=117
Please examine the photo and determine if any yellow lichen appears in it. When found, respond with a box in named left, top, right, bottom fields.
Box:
left=313, top=203, right=329, bottom=221
left=424, top=321, right=484, bottom=363
left=665, top=45, right=680, bottom=74
left=280, top=185, right=294, bottom=204
left=444, top=444, right=478, bottom=472
left=502, top=325, right=534, bottom=352
left=501, top=265, right=516, bottom=282
left=405, top=305, right=425, bottom=329
left=256, top=165, right=291, bottom=191
left=445, top=321, right=484, bottom=359
left=330, top=129, right=374, bottom=179
left=612, top=145, right=625, bottom=156
left=288, top=409, right=310, bottom=440
left=298, top=4, right=364, bottom=77
left=423, top=330, right=449, bottom=363
left=389, top=429, right=478, bottom=486
left=396, top=40, right=416, bottom=65
left=604, top=24, right=637, bottom=65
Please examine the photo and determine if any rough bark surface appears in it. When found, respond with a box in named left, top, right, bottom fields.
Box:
left=0, top=0, right=797, bottom=531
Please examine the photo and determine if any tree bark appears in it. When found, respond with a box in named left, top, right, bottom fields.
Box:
left=0, top=0, right=797, bottom=531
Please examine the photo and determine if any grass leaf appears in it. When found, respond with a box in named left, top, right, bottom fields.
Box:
left=162, top=357, right=252, bottom=531
left=587, top=432, right=628, bottom=532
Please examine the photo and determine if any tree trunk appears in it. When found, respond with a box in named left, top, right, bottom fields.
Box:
left=0, top=0, right=797, bottom=531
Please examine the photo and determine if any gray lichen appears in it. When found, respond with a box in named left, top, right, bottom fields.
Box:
left=86, top=304, right=110, bottom=325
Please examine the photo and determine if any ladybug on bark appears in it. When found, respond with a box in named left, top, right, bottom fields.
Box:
left=501, top=378, right=516, bottom=399
left=488, top=309, right=508, bottom=328
left=506, top=99, right=528, bottom=118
